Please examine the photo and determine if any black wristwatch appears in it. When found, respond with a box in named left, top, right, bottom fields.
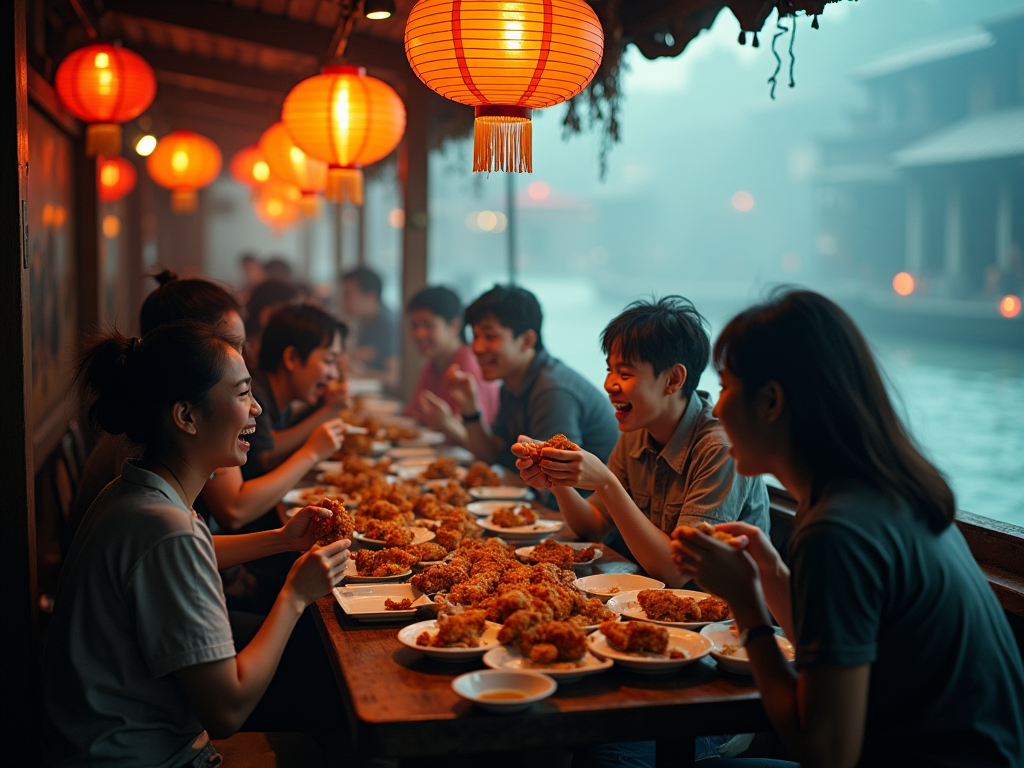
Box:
left=739, top=624, right=776, bottom=647
left=462, top=411, right=482, bottom=423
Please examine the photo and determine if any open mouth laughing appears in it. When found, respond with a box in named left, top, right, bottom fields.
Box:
left=238, top=424, right=255, bottom=449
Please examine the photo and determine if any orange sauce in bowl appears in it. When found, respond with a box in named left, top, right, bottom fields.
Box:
left=478, top=690, right=529, bottom=700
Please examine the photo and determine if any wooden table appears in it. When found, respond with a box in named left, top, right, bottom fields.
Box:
left=311, top=512, right=770, bottom=767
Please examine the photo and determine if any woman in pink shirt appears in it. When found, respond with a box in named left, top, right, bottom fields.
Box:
left=405, top=286, right=500, bottom=427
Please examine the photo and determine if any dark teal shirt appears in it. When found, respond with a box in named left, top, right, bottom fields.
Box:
left=490, top=349, right=619, bottom=470
left=789, top=479, right=1024, bottom=767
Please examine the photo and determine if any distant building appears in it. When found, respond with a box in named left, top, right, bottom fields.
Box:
left=815, top=9, right=1024, bottom=301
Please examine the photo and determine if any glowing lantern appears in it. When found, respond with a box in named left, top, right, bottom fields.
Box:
left=147, top=131, right=222, bottom=213
left=229, top=145, right=272, bottom=190
left=893, top=272, right=915, bottom=297
left=97, top=156, right=137, bottom=203
left=1000, top=295, right=1021, bottom=319
left=254, top=180, right=301, bottom=232
left=405, top=0, right=603, bottom=173
left=55, top=43, right=156, bottom=156
left=259, top=123, right=327, bottom=216
left=281, top=66, right=405, bottom=205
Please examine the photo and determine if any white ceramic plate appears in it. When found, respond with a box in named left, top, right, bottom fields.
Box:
left=607, top=589, right=733, bottom=629
left=515, top=542, right=604, bottom=568
left=482, top=646, right=613, bottom=682
left=588, top=626, right=713, bottom=674
left=282, top=485, right=357, bottom=508
left=478, top=516, right=563, bottom=541
left=352, top=526, right=435, bottom=550
left=397, top=429, right=446, bottom=447
left=342, top=559, right=412, bottom=584
left=332, top=584, right=432, bottom=622
left=451, top=670, right=557, bottom=713
left=397, top=619, right=503, bottom=661
left=573, top=574, right=666, bottom=603
left=700, top=622, right=795, bottom=674
left=469, top=486, right=535, bottom=501
left=465, top=500, right=511, bottom=518
left=314, top=460, right=343, bottom=474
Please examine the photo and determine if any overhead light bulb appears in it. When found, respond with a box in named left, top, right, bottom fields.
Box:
left=135, top=134, right=157, bottom=156
left=363, top=0, right=395, bottom=20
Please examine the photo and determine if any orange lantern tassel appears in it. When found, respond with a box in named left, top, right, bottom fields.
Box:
left=326, top=167, right=363, bottom=206
left=474, top=107, right=533, bottom=174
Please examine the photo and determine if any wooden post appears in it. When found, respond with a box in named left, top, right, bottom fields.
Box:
left=0, top=0, right=38, bottom=750
left=76, top=149, right=99, bottom=336
left=399, top=81, right=429, bottom=399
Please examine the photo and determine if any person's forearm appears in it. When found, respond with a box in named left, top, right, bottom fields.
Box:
left=205, top=449, right=318, bottom=531
left=552, top=487, right=609, bottom=540
left=593, top=478, right=685, bottom=586
left=464, top=420, right=501, bottom=464
left=212, top=529, right=291, bottom=570
left=760, top=560, right=794, bottom=639
left=265, top=405, right=335, bottom=467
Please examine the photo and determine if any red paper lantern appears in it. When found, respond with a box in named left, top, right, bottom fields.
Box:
left=55, top=43, right=156, bottom=156
left=405, top=0, right=603, bottom=173
left=259, top=122, right=326, bottom=216
left=281, top=66, right=405, bottom=205
left=97, top=156, right=137, bottom=202
left=147, top=131, right=223, bottom=213
left=254, top=180, right=301, bottom=232
left=229, top=145, right=271, bottom=189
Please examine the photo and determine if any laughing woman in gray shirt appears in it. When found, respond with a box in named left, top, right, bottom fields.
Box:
left=672, top=290, right=1024, bottom=768
left=42, top=322, right=350, bottom=768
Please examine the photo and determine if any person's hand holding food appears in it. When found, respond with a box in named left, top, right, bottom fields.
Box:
left=443, top=363, right=480, bottom=418
left=305, top=418, right=346, bottom=461
left=280, top=505, right=335, bottom=552
left=511, top=436, right=552, bottom=490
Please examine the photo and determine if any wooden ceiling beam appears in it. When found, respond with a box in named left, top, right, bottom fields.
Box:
left=103, top=0, right=333, bottom=58
left=154, top=83, right=281, bottom=126
left=129, top=44, right=306, bottom=95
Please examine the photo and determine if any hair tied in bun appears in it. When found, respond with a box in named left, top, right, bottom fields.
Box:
left=153, top=269, right=179, bottom=287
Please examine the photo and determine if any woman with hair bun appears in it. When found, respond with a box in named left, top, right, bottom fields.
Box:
left=671, top=290, right=1023, bottom=768
left=42, top=321, right=350, bottom=767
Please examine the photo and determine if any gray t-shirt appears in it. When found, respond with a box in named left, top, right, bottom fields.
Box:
left=592, top=391, right=769, bottom=534
left=790, top=479, right=1024, bottom=767
left=490, top=349, right=620, bottom=470
left=42, top=461, right=235, bottom=768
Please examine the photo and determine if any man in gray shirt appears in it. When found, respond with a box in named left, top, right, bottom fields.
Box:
left=423, top=285, right=619, bottom=469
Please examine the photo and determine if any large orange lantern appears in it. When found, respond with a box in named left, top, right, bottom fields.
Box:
left=55, top=43, right=156, bottom=156
left=259, top=122, right=327, bottom=216
left=97, top=156, right=137, bottom=202
left=146, top=131, right=222, bottom=213
left=405, top=0, right=603, bottom=173
left=281, top=66, right=405, bottom=205
left=254, top=180, right=301, bottom=232
left=229, top=145, right=271, bottom=190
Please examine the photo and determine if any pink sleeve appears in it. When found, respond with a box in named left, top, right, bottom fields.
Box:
left=476, top=378, right=501, bottom=425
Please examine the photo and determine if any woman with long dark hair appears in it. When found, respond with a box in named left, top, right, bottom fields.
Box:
left=42, top=321, right=350, bottom=767
left=671, top=290, right=1023, bottom=768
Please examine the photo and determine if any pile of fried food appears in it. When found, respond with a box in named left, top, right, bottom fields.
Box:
left=524, top=538, right=596, bottom=569
left=384, top=597, right=413, bottom=611
left=490, top=504, right=537, bottom=528
left=409, top=538, right=615, bottom=651
left=463, top=461, right=501, bottom=488
left=329, top=406, right=419, bottom=456
left=599, top=620, right=687, bottom=659
left=518, top=433, right=580, bottom=460
left=310, top=497, right=354, bottom=546
left=636, top=589, right=731, bottom=623
left=421, top=456, right=458, bottom=479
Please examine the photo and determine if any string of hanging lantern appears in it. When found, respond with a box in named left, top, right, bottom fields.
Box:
left=146, top=131, right=223, bottom=213
left=97, top=156, right=137, bottom=203
left=229, top=145, right=272, bottom=193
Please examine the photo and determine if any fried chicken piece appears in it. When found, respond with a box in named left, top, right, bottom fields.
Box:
left=434, top=528, right=464, bottom=552
left=528, top=582, right=577, bottom=621
left=525, top=621, right=588, bottom=661
left=427, top=609, right=488, bottom=648
left=414, top=493, right=457, bottom=521
left=697, top=521, right=738, bottom=544
left=497, top=607, right=554, bottom=646
left=410, top=563, right=468, bottom=594
left=519, top=434, right=580, bottom=461
left=600, top=620, right=669, bottom=654
left=529, top=562, right=578, bottom=587
left=575, top=596, right=616, bottom=626
left=422, top=456, right=458, bottom=480
left=360, top=519, right=415, bottom=546
left=464, top=461, right=501, bottom=488
left=529, top=643, right=559, bottom=663
left=447, top=572, right=500, bottom=607
left=364, top=499, right=403, bottom=521
left=491, top=505, right=537, bottom=528
left=486, top=590, right=544, bottom=623
left=404, top=542, right=448, bottom=563
left=637, top=589, right=702, bottom=623
left=353, top=548, right=417, bottom=577
left=698, top=595, right=731, bottom=621
left=384, top=598, right=412, bottom=611
left=310, top=497, right=354, bottom=546
left=433, top=481, right=471, bottom=507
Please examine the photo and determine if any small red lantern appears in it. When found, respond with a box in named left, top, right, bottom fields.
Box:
left=97, top=156, right=137, bottom=202
left=230, top=145, right=271, bottom=189
left=55, top=43, right=156, bottom=156
left=254, top=180, right=301, bottom=232
left=147, top=131, right=223, bottom=213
